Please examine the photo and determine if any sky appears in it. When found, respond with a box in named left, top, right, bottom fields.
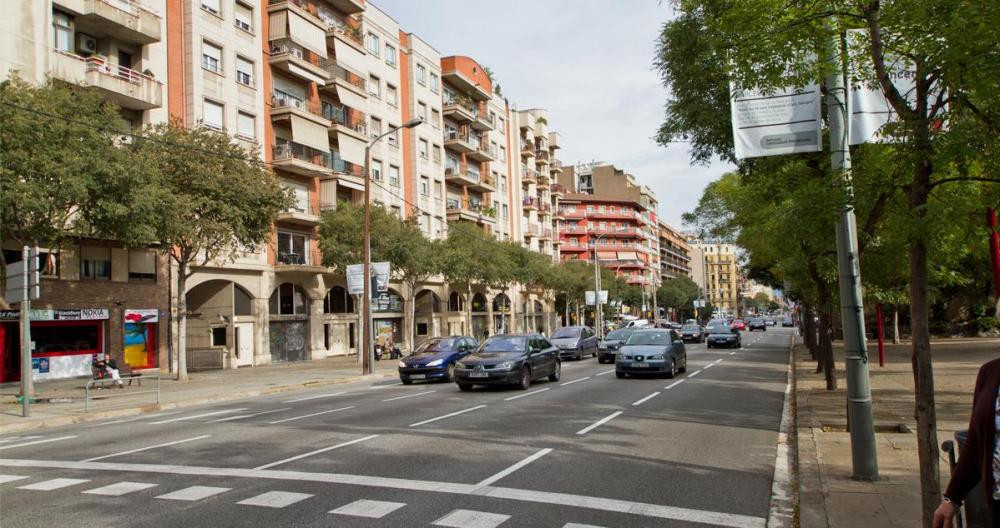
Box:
left=372, top=0, right=734, bottom=229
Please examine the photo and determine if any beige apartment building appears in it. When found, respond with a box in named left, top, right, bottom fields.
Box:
left=689, top=242, right=740, bottom=316
left=658, top=221, right=691, bottom=280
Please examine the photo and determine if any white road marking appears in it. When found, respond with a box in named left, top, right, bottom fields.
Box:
left=576, top=411, right=623, bottom=435
left=0, top=436, right=41, bottom=444
left=434, top=509, right=511, bottom=528
left=83, top=481, right=157, bottom=496
left=330, top=499, right=407, bottom=519
left=0, top=436, right=77, bottom=450
left=87, top=412, right=181, bottom=427
left=81, top=435, right=211, bottom=462
left=150, top=409, right=247, bottom=424
left=713, top=358, right=723, bottom=364
left=476, top=448, right=552, bottom=487
left=268, top=406, right=354, bottom=425
left=688, top=370, right=702, bottom=377
left=209, top=408, right=292, bottom=423
left=0, top=458, right=767, bottom=527
left=254, top=435, right=380, bottom=470
left=383, top=390, right=435, bottom=402
left=238, top=490, right=312, bottom=508
left=767, top=335, right=796, bottom=528
left=156, top=485, right=231, bottom=501
left=409, top=405, right=486, bottom=427
left=595, top=370, right=614, bottom=376
left=632, top=392, right=661, bottom=406
left=503, top=388, right=550, bottom=401
left=703, top=364, right=714, bottom=370
left=729, top=351, right=736, bottom=355
left=563, top=524, right=606, bottom=528
left=560, top=376, right=590, bottom=386
left=18, top=478, right=89, bottom=491
left=665, top=380, right=685, bottom=390
left=282, top=392, right=346, bottom=403
left=0, top=475, right=28, bottom=483
left=369, top=382, right=404, bottom=389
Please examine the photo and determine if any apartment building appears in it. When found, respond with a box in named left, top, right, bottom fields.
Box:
left=658, top=221, right=691, bottom=280
left=689, top=242, right=740, bottom=316
left=514, top=109, right=562, bottom=260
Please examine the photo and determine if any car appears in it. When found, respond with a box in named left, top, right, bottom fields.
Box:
left=679, top=324, right=704, bottom=343
left=731, top=319, right=747, bottom=331
left=782, top=317, right=794, bottom=328
left=615, top=328, right=687, bottom=378
left=764, top=317, right=776, bottom=326
left=397, top=336, right=478, bottom=384
left=625, top=319, right=651, bottom=328
left=550, top=326, right=599, bottom=360
left=747, top=317, right=767, bottom=331
left=705, top=322, right=741, bottom=348
left=597, top=328, right=636, bottom=363
left=685, top=319, right=697, bottom=325
left=453, top=334, right=560, bottom=391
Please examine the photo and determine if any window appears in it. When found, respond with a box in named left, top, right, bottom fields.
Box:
left=386, top=84, right=397, bottom=106
left=502, top=204, right=508, bottom=220
left=368, top=75, right=380, bottom=97
left=237, top=111, right=255, bottom=139
left=276, top=232, right=308, bottom=265
left=201, top=0, right=220, bottom=15
left=500, top=175, right=507, bottom=192
left=430, top=73, right=439, bottom=93
left=385, top=44, right=396, bottom=66
left=235, top=56, right=254, bottom=86
left=234, top=2, right=253, bottom=32
left=211, top=327, right=227, bottom=346
left=587, top=205, right=595, bottom=213
left=420, top=177, right=430, bottom=195
left=418, top=139, right=428, bottom=159
left=128, top=250, right=156, bottom=281
left=388, top=165, right=400, bottom=186
left=202, top=41, right=222, bottom=73
left=387, top=127, right=399, bottom=148
left=599, top=205, right=606, bottom=213
left=417, top=101, right=427, bottom=120
left=324, top=286, right=354, bottom=314
left=432, top=145, right=441, bottom=164
left=53, top=11, right=72, bottom=52
left=431, top=108, right=441, bottom=128
left=370, top=117, right=382, bottom=136
left=80, top=246, right=111, bottom=280
left=366, top=32, right=379, bottom=55
left=371, top=159, right=382, bottom=180
left=498, top=116, right=505, bottom=134
left=416, top=64, right=426, bottom=85
left=499, top=146, right=506, bottom=161
left=203, top=99, right=223, bottom=130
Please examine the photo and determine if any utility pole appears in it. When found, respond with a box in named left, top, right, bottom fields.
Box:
left=20, top=246, right=33, bottom=417
left=826, top=22, right=878, bottom=480
left=593, top=241, right=602, bottom=339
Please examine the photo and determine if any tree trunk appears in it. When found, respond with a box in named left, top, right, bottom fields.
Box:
left=465, top=285, right=473, bottom=337
left=176, top=261, right=189, bottom=382
left=563, top=294, right=569, bottom=328
left=405, top=280, right=416, bottom=354
left=892, top=307, right=900, bottom=344
left=803, top=301, right=818, bottom=359
left=817, top=305, right=837, bottom=390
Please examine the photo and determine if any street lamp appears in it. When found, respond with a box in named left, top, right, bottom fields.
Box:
left=592, top=226, right=630, bottom=340
left=362, top=117, right=423, bottom=375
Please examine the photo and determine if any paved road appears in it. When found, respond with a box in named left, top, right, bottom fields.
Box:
left=0, top=328, right=794, bottom=528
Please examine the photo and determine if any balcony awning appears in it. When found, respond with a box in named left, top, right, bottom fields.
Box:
left=270, top=11, right=288, bottom=39
left=335, top=85, right=366, bottom=113
left=288, top=10, right=328, bottom=59
left=337, top=134, right=365, bottom=165
left=290, top=114, right=330, bottom=153
left=598, top=251, right=617, bottom=260
left=337, top=178, right=365, bottom=191
left=617, top=251, right=639, bottom=260
left=333, top=39, right=366, bottom=76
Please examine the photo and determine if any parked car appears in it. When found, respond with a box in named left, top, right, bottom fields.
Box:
left=625, top=319, right=651, bottom=328
left=731, top=319, right=746, bottom=331
left=680, top=324, right=705, bottom=343
left=398, top=336, right=478, bottom=384
left=454, top=334, right=560, bottom=391
left=706, top=323, right=741, bottom=348
left=747, top=317, right=767, bottom=331
left=597, top=328, right=636, bottom=364
left=615, top=328, right=687, bottom=378
left=782, top=317, right=794, bottom=328
left=550, top=326, right=599, bottom=360
left=764, top=317, right=777, bottom=326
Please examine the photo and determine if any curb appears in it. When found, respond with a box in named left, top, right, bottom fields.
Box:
left=767, top=332, right=798, bottom=528
left=0, top=371, right=396, bottom=434
left=792, top=344, right=831, bottom=528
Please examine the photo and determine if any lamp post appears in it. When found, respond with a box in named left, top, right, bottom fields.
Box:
left=362, top=117, right=423, bottom=375
left=591, top=227, right=630, bottom=340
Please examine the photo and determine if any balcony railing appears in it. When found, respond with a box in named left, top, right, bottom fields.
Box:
left=322, top=102, right=366, bottom=134
left=321, top=60, right=366, bottom=92
left=274, top=141, right=329, bottom=168
left=277, top=251, right=307, bottom=265
left=84, top=56, right=154, bottom=86
left=322, top=14, right=364, bottom=46
left=102, top=0, right=159, bottom=16
left=535, top=149, right=550, bottom=162
left=444, top=130, right=479, bottom=150
left=522, top=197, right=539, bottom=208
left=521, top=139, right=535, bottom=153
left=551, top=183, right=567, bottom=195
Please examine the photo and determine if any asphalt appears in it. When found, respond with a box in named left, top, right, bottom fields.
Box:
left=0, top=328, right=794, bottom=528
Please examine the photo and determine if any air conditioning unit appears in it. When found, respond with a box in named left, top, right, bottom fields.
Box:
left=77, top=34, right=98, bottom=55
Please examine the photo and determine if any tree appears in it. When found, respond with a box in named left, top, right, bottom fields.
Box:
left=657, top=277, right=700, bottom=317
left=440, top=222, right=505, bottom=335
left=131, top=120, right=290, bottom=381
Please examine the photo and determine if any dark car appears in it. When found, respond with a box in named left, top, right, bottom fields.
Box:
left=706, top=323, right=741, bottom=348
left=454, top=334, right=561, bottom=391
left=398, top=336, right=477, bottom=384
left=549, top=326, right=598, bottom=360
left=748, top=317, right=767, bottom=331
left=615, top=329, right=687, bottom=378
left=679, top=324, right=704, bottom=343
left=597, top=328, right=636, bottom=364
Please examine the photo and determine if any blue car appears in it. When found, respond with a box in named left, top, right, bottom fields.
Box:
left=615, top=328, right=687, bottom=379
left=398, top=336, right=478, bottom=384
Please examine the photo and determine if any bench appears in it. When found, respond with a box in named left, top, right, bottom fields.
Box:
left=91, top=362, right=142, bottom=389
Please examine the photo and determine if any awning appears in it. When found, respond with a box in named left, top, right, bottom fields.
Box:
left=287, top=62, right=326, bottom=85
left=598, top=251, right=617, bottom=260
left=269, top=11, right=288, bottom=39
left=333, top=39, right=367, bottom=76
left=617, top=251, right=639, bottom=260
left=337, top=178, right=365, bottom=191
left=335, top=85, right=367, bottom=113
left=288, top=10, right=328, bottom=59
left=337, top=134, right=366, bottom=165
left=289, top=114, right=330, bottom=153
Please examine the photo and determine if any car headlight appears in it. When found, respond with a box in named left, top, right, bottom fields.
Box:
left=494, top=361, right=515, bottom=370
left=425, top=359, right=443, bottom=367
left=397, top=361, right=407, bottom=368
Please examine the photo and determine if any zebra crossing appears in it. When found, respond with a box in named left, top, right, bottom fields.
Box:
left=1, top=473, right=609, bottom=527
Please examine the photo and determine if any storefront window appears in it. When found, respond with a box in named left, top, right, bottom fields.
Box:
left=323, top=286, right=354, bottom=314
left=270, top=283, right=306, bottom=315
left=372, top=290, right=402, bottom=313
left=32, top=322, right=100, bottom=354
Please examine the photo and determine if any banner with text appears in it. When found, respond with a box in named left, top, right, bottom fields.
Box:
left=730, top=82, right=823, bottom=159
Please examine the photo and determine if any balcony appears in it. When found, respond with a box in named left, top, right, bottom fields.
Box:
left=49, top=51, right=162, bottom=110
left=320, top=60, right=367, bottom=100
left=323, top=14, right=365, bottom=51
left=446, top=199, right=496, bottom=225
left=323, top=0, right=365, bottom=14
left=445, top=167, right=494, bottom=193
left=56, top=0, right=161, bottom=44
left=271, top=90, right=332, bottom=128
left=535, top=149, right=550, bottom=164
left=520, top=139, right=535, bottom=158
left=521, top=167, right=537, bottom=184
left=550, top=159, right=563, bottom=174
left=560, top=208, right=587, bottom=219
left=321, top=102, right=367, bottom=142
left=443, top=98, right=476, bottom=123
left=472, top=110, right=495, bottom=131
left=272, top=141, right=333, bottom=176
left=467, top=141, right=496, bottom=162
left=269, top=39, right=329, bottom=85
left=444, top=130, right=478, bottom=155
left=524, top=225, right=540, bottom=237
left=536, top=174, right=550, bottom=188
left=441, top=69, right=491, bottom=101
left=539, top=228, right=553, bottom=240
left=522, top=197, right=539, bottom=210
left=551, top=183, right=567, bottom=197
left=276, top=207, right=321, bottom=227
left=590, top=226, right=638, bottom=237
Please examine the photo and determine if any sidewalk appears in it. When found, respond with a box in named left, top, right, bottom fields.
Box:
left=795, top=337, right=1000, bottom=527
left=0, top=355, right=399, bottom=434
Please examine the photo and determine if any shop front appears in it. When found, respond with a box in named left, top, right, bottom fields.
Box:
left=0, top=309, right=108, bottom=383
left=123, top=309, right=158, bottom=369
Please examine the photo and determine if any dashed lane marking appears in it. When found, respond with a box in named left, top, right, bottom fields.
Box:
left=209, top=408, right=292, bottom=423
left=0, top=475, right=28, bottom=484
left=688, top=370, right=702, bottom=377
left=18, top=478, right=89, bottom=491
left=0, top=436, right=42, bottom=443
left=81, top=435, right=212, bottom=462
left=383, top=391, right=435, bottom=402
left=665, top=380, right=685, bottom=390
left=0, top=436, right=77, bottom=451
left=87, top=412, right=181, bottom=427
left=150, top=409, right=247, bottom=424
left=83, top=481, right=157, bottom=496
left=433, top=509, right=511, bottom=528
left=410, top=405, right=487, bottom=427
left=476, top=448, right=552, bottom=488
left=282, top=392, right=347, bottom=403
left=560, top=376, right=591, bottom=386
left=503, top=388, right=550, bottom=401
left=575, top=411, right=623, bottom=436
left=631, top=392, right=661, bottom=406
left=268, top=406, right=354, bottom=425
left=237, top=490, right=312, bottom=508
left=330, top=499, right=407, bottom=519
left=595, top=370, right=614, bottom=376
left=703, top=364, right=714, bottom=370
left=254, top=435, right=380, bottom=470
left=156, top=485, right=231, bottom=501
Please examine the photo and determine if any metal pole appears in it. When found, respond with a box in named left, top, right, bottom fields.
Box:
left=20, top=246, right=31, bottom=417
left=826, top=23, right=878, bottom=480
left=876, top=303, right=885, bottom=367
left=593, top=236, right=602, bottom=339
left=362, top=144, right=373, bottom=375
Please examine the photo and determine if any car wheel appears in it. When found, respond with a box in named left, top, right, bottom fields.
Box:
left=615, top=371, right=627, bottom=379
left=401, top=377, right=413, bottom=385
left=445, top=364, right=456, bottom=383
left=597, top=356, right=606, bottom=364
left=679, top=357, right=687, bottom=373
left=592, top=349, right=597, bottom=358
left=517, top=366, right=532, bottom=390
left=665, top=359, right=676, bottom=379
left=457, top=383, right=473, bottom=392
left=548, top=360, right=561, bottom=382
left=576, top=350, right=583, bottom=361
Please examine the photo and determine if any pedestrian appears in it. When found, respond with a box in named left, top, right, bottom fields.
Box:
left=483, top=329, right=489, bottom=339
left=94, top=353, right=124, bottom=388
left=933, top=356, right=1000, bottom=528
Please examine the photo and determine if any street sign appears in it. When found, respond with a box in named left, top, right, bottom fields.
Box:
left=4, top=247, right=40, bottom=304
left=585, top=290, right=608, bottom=306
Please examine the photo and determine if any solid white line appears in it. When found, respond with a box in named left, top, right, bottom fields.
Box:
left=713, top=358, right=723, bottom=364
left=369, top=382, right=404, bottom=389
left=268, top=406, right=354, bottom=424
left=0, top=436, right=41, bottom=444
left=82, top=435, right=211, bottom=462
left=150, top=409, right=246, bottom=424
left=632, top=392, right=661, bottom=406
left=0, top=458, right=766, bottom=527
left=575, top=411, right=623, bottom=435
left=410, top=405, right=486, bottom=427
left=476, top=448, right=552, bottom=487
left=560, top=376, right=590, bottom=386
left=503, top=388, right=550, bottom=401
left=383, top=390, right=435, bottom=402
left=688, top=370, right=702, bottom=377
left=665, top=380, right=685, bottom=390
left=703, top=364, right=714, bottom=370
left=282, top=392, right=346, bottom=403
left=595, top=370, right=614, bottom=376
left=0, top=436, right=77, bottom=450
left=209, top=408, right=292, bottom=423
left=254, top=434, right=380, bottom=470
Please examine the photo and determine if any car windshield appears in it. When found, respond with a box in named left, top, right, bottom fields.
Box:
left=750, top=318, right=764, bottom=324
left=681, top=325, right=700, bottom=332
left=706, top=324, right=730, bottom=334
left=478, top=336, right=527, bottom=354
left=605, top=329, right=632, bottom=341
left=552, top=327, right=581, bottom=339
left=413, top=338, right=456, bottom=355
left=626, top=331, right=671, bottom=346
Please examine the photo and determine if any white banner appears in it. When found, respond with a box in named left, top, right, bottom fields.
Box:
left=346, top=264, right=365, bottom=295
left=730, top=82, right=823, bottom=159
left=846, top=29, right=921, bottom=145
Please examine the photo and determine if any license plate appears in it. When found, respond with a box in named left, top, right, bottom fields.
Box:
left=468, top=372, right=489, bottom=378
left=633, top=362, right=649, bottom=368
left=409, top=374, right=426, bottom=380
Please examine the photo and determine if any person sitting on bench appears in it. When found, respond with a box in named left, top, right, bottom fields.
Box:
left=95, top=353, right=124, bottom=388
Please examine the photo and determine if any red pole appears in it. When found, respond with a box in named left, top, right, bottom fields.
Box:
left=876, top=303, right=885, bottom=367
left=988, top=208, right=1000, bottom=298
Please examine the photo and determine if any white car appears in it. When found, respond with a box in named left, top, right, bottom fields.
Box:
left=625, top=319, right=650, bottom=328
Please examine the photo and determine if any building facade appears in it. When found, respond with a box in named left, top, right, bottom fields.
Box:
left=689, top=242, right=740, bottom=316
left=658, top=221, right=691, bottom=280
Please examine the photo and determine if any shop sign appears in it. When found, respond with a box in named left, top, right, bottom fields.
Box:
left=124, top=309, right=158, bottom=323
left=0, top=308, right=109, bottom=321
